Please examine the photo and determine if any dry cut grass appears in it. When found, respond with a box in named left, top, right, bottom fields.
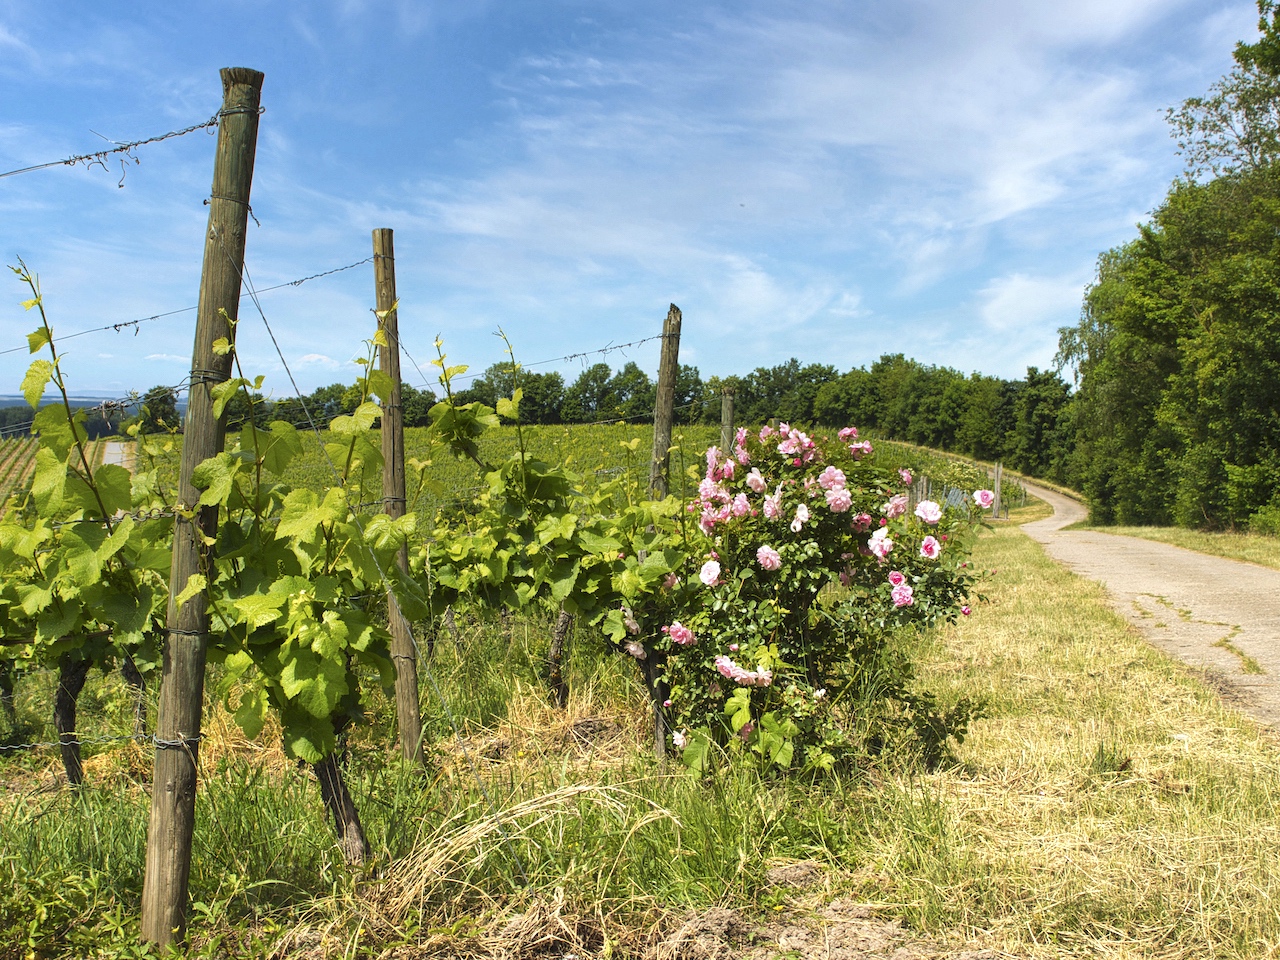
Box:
left=903, top=519, right=1280, bottom=958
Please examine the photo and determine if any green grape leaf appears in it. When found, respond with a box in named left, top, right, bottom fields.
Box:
left=233, top=686, right=268, bottom=740
left=679, top=729, right=713, bottom=776
left=307, top=611, right=349, bottom=661
left=279, top=645, right=349, bottom=718
left=256, top=421, right=303, bottom=475
left=277, top=487, right=344, bottom=542
left=174, top=574, right=208, bottom=608
left=233, top=593, right=285, bottom=630
left=612, top=566, right=644, bottom=600
left=279, top=709, right=333, bottom=764
left=102, top=582, right=154, bottom=638
left=16, top=582, right=54, bottom=616
left=495, top=387, right=522, bottom=422
left=20, top=359, right=52, bottom=409
left=36, top=598, right=81, bottom=642
left=30, top=447, right=67, bottom=515
left=329, top=401, right=380, bottom=437
left=26, top=327, right=51, bottom=354
left=0, top=520, right=48, bottom=560
left=191, top=452, right=237, bottom=507
left=386, top=565, right=431, bottom=622
left=549, top=558, right=580, bottom=603
left=577, top=531, right=623, bottom=555
left=32, top=404, right=83, bottom=460
left=92, top=464, right=133, bottom=516
left=365, top=369, right=393, bottom=404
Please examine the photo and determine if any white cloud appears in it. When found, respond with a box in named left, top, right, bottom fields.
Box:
left=296, top=353, right=339, bottom=368
left=144, top=353, right=187, bottom=363
left=977, top=271, right=1090, bottom=333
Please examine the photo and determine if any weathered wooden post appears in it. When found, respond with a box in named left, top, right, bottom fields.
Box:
left=644, top=304, right=682, bottom=756
left=719, top=386, right=735, bottom=455
left=648, top=304, right=682, bottom=499
left=993, top=462, right=1003, bottom=517
left=141, top=67, right=263, bottom=947
left=373, top=227, right=424, bottom=765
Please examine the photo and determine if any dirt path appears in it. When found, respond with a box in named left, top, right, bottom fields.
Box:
left=1022, top=483, right=1280, bottom=728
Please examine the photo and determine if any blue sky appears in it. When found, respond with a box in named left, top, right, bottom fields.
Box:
left=0, top=0, right=1262, bottom=400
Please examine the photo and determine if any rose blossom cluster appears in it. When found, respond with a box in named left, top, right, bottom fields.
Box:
left=888, top=570, right=914, bottom=607
left=774, top=422, right=817, bottom=464
left=756, top=545, right=782, bottom=571
left=690, top=424, right=862, bottom=538
left=714, top=654, right=773, bottom=687
left=663, top=622, right=696, bottom=646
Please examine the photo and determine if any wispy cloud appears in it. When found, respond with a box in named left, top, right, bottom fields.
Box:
left=0, top=0, right=1259, bottom=391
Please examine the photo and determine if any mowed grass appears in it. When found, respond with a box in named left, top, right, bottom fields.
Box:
left=3, top=510, right=1279, bottom=957
left=904, top=512, right=1280, bottom=956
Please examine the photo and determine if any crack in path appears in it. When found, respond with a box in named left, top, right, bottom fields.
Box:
left=1021, top=483, right=1280, bottom=727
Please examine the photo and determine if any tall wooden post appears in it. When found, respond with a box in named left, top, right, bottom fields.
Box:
left=648, top=304, right=682, bottom=499
left=141, top=67, right=263, bottom=947
left=719, top=387, right=735, bottom=455
left=373, top=228, right=424, bottom=765
left=644, top=304, right=681, bottom=757
left=993, top=462, right=1003, bottom=517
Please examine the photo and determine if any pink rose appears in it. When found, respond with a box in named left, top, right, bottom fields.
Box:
left=665, top=622, right=695, bottom=646
left=825, top=487, right=853, bottom=513
left=869, top=528, right=893, bottom=559
left=838, top=426, right=858, bottom=441
left=914, top=500, right=942, bottom=524
left=899, top=468, right=913, bottom=485
left=625, top=641, right=647, bottom=660
left=790, top=503, right=810, bottom=533
left=883, top=494, right=908, bottom=518
left=974, top=489, right=995, bottom=508
left=732, top=493, right=750, bottom=517
left=891, top=582, right=914, bottom=607
left=764, top=492, right=782, bottom=520
left=746, top=468, right=767, bottom=493
left=851, top=512, right=873, bottom=533
left=888, top=570, right=906, bottom=587
left=919, top=536, right=941, bottom=559
left=699, top=559, right=722, bottom=586
left=818, top=465, right=846, bottom=490
left=757, top=545, right=782, bottom=571
left=961, top=605, right=972, bottom=616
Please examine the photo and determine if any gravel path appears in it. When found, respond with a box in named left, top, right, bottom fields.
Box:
left=1022, top=483, right=1280, bottom=728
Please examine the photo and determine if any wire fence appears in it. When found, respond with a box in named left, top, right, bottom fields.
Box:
left=0, top=108, right=249, bottom=182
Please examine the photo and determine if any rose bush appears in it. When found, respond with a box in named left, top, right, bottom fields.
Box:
left=653, top=424, right=985, bottom=773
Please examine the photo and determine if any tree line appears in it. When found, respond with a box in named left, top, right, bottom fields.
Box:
left=12, top=4, right=1280, bottom=532
left=1057, top=0, right=1280, bottom=532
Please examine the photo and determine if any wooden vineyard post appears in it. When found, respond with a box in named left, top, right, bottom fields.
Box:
left=648, top=304, right=682, bottom=499
left=993, top=462, right=1003, bottom=518
left=644, top=304, right=682, bottom=756
left=141, top=67, right=263, bottom=948
left=373, top=228, right=424, bottom=765
left=719, top=386, right=735, bottom=454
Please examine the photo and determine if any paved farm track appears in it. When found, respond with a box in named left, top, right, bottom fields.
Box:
left=1023, top=483, right=1280, bottom=728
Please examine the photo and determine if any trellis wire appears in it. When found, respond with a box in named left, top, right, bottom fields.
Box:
left=0, top=110, right=228, bottom=181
